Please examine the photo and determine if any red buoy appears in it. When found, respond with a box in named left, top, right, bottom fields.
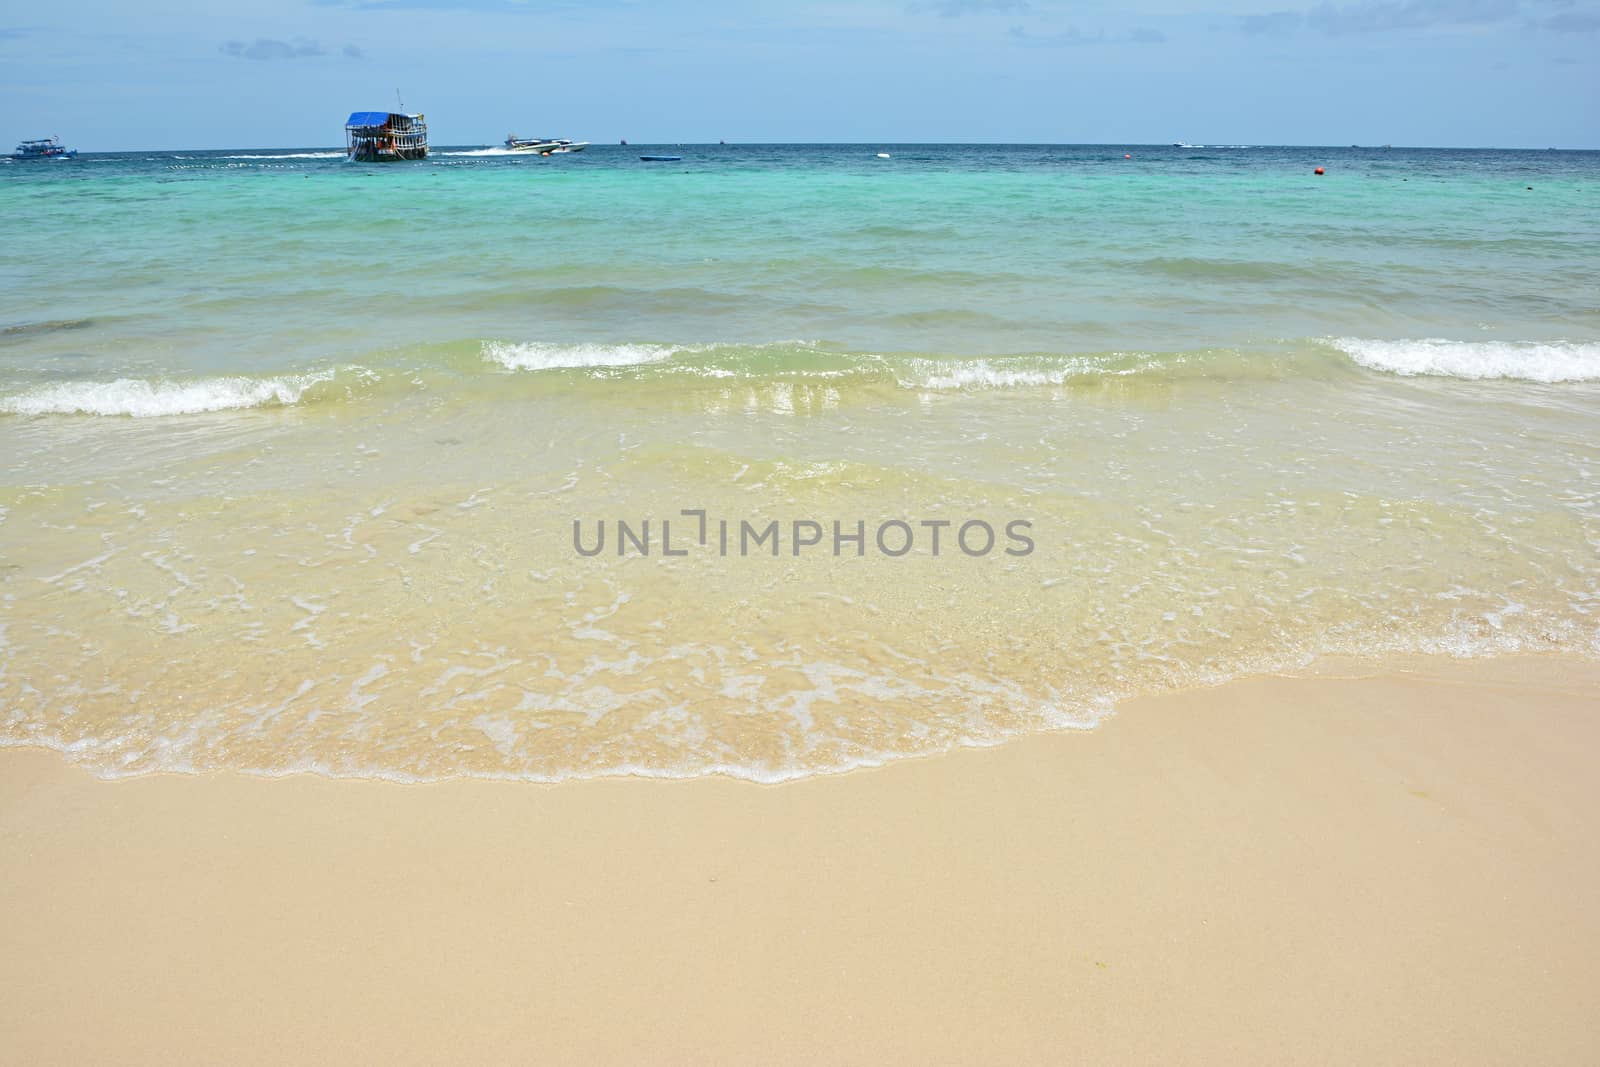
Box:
left=1314, top=167, right=1325, bottom=175
left=1124, top=153, right=1132, bottom=159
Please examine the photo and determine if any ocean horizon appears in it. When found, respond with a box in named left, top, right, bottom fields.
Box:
left=25, top=142, right=1600, bottom=152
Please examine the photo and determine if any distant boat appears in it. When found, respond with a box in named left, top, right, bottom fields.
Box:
left=639, top=155, right=682, bottom=162
left=11, top=136, right=76, bottom=160
left=505, top=135, right=588, bottom=155
left=345, top=112, right=428, bottom=162
left=1173, top=142, right=1199, bottom=148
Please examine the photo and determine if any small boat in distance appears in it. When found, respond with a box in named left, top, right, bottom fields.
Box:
left=639, top=155, right=682, bottom=162
left=12, top=137, right=77, bottom=160
left=345, top=112, right=428, bottom=162
left=505, top=135, right=588, bottom=155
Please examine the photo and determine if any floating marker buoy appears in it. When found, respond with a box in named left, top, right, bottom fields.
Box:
left=1314, top=167, right=1325, bottom=175
left=1124, top=153, right=1132, bottom=159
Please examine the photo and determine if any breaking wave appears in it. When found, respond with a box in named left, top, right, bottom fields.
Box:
left=482, top=340, right=683, bottom=370
left=7, top=339, right=1592, bottom=422
left=0, top=372, right=340, bottom=417
left=478, top=337, right=1600, bottom=391
left=1329, top=338, right=1600, bottom=382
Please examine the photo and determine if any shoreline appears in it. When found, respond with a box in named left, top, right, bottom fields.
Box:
left=5, top=649, right=1589, bottom=788
left=3, top=653, right=1598, bottom=1063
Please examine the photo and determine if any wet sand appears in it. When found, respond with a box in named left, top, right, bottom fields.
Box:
left=2, top=654, right=1597, bottom=1065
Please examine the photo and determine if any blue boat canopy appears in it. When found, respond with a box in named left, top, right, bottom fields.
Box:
left=346, top=112, right=395, bottom=128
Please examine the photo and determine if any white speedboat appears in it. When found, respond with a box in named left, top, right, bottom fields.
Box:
left=505, top=135, right=588, bottom=155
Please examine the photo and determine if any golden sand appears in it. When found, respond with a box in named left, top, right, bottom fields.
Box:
left=2, top=654, right=1597, bottom=1064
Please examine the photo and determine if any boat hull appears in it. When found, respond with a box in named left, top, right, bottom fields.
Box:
left=347, top=146, right=429, bottom=162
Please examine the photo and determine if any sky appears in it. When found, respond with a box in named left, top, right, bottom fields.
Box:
left=1, top=0, right=1596, bottom=149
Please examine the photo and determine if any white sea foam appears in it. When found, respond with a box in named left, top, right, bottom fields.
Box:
left=0, top=372, right=332, bottom=417
left=1330, top=338, right=1600, bottom=383
left=901, top=356, right=1149, bottom=390
left=908, top=361, right=1083, bottom=390
left=483, top=340, right=678, bottom=371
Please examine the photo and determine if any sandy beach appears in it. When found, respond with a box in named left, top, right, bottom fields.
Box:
left=3, top=653, right=1596, bottom=1065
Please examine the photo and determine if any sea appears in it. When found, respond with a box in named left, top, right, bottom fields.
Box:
left=2, top=142, right=1596, bottom=782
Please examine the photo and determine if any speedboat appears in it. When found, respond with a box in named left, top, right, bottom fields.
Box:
left=505, top=135, right=588, bottom=155
left=506, top=136, right=562, bottom=153
left=12, top=137, right=77, bottom=160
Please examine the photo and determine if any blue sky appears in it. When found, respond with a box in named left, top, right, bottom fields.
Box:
left=2, top=0, right=1596, bottom=149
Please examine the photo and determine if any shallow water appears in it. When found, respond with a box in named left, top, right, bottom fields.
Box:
left=2, top=144, right=1597, bottom=780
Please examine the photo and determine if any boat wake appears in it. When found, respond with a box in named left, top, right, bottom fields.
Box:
left=221, top=152, right=345, bottom=160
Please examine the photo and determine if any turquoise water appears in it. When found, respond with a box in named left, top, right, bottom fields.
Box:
left=2, top=145, right=1597, bottom=781
left=4, top=144, right=1597, bottom=386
